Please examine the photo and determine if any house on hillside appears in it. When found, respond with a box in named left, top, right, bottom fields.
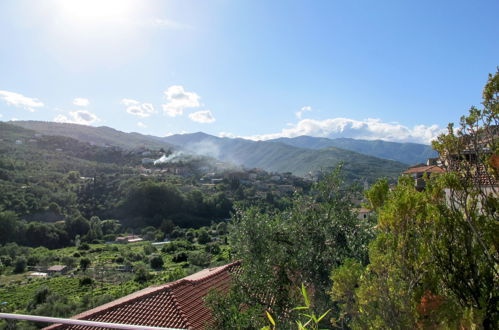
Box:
left=443, top=130, right=499, bottom=191
left=355, top=207, right=372, bottom=220
left=28, top=272, right=48, bottom=278
left=402, top=159, right=445, bottom=191
left=46, top=265, right=68, bottom=276
left=43, top=261, right=241, bottom=330
left=116, top=235, right=144, bottom=244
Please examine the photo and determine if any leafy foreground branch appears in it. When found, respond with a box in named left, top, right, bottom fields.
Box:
left=263, top=284, right=331, bottom=330
left=206, top=167, right=374, bottom=329
left=331, top=69, right=498, bottom=329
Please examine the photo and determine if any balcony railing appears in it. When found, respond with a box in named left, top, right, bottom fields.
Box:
left=0, top=313, right=186, bottom=330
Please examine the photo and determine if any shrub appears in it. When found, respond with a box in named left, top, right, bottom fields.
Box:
left=197, top=229, right=211, bottom=244
left=149, top=255, right=164, bottom=269
left=205, top=242, right=221, bottom=255
left=134, top=263, right=151, bottom=283
left=13, top=256, right=27, bottom=273
left=79, top=258, right=91, bottom=271
left=78, top=243, right=90, bottom=251
left=79, top=276, right=94, bottom=286
left=172, top=252, right=188, bottom=263
left=143, top=244, right=156, bottom=255
left=114, top=256, right=125, bottom=264
left=188, top=251, right=211, bottom=267
left=162, top=243, right=176, bottom=253
left=27, top=255, right=40, bottom=266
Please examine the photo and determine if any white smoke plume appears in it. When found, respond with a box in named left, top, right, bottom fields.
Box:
left=185, top=140, right=221, bottom=159
left=153, top=151, right=189, bottom=165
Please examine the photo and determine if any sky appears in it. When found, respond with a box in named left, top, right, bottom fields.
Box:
left=0, top=0, right=498, bottom=144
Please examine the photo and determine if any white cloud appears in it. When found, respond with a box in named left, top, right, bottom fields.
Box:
left=162, top=85, right=201, bottom=117
left=245, top=117, right=444, bottom=144
left=137, top=121, right=147, bottom=128
left=295, top=105, right=312, bottom=119
left=71, top=110, right=99, bottom=124
left=219, top=132, right=237, bottom=138
left=121, top=98, right=156, bottom=118
left=0, top=90, right=44, bottom=112
left=121, top=98, right=137, bottom=106
left=53, top=115, right=71, bottom=123
left=53, top=110, right=99, bottom=125
left=189, top=110, right=215, bottom=123
left=73, top=97, right=89, bottom=107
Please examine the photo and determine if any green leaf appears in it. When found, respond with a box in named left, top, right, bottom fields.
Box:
left=317, top=309, right=331, bottom=322
left=265, top=311, right=276, bottom=327
left=301, top=283, right=310, bottom=307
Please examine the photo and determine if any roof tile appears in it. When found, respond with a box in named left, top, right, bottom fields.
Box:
left=44, top=261, right=240, bottom=330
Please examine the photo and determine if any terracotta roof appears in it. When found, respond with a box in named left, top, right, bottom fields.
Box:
left=403, top=165, right=445, bottom=175
left=448, top=161, right=499, bottom=186
left=469, top=163, right=499, bottom=186
left=44, top=261, right=240, bottom=330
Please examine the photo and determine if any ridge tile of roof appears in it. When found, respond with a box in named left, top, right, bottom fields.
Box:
left=403, top=165, right=445, bottom=174
left=43, top=261, right=241, bottom=330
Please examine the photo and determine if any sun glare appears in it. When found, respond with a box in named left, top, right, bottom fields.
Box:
left=55, top=0, right=137, bottom=25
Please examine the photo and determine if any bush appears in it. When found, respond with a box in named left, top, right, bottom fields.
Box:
left=78, top=243, right=90, bottom=251
left=188, top=251, right=211, bottom=267
left=103, top=234, right=117, bottom=242
left=61, top=256, right=76, bottom=268
left=149, top=255, right=164, bottom=269
left=114, top=256, right=125, bottom=264
left=170, top=227, right=184, bottom=239
left=0, top=256, right=12, bottom=267
left=27, top=255, right=40, bottom=266
left=162, top=243, right=176, bottom=253
left=143, top=244, right=156, bottom=255
left=134, top=263, right=151, bottom=283
left=197, top=229, right=211, bottom=244
left=216, top=222, right=228, bottom=235
left=125, top=251, right=145, bottom=262
left=13, top=256, right=27, bottom=273
left=205, top=242, right=221, bottom=255
left=185, top=233, right=195, bottom=243
left=172, top=252, right=188, bottom=263
left=79, top=276, right=94, bottom=286
left=79, top=258, right=91, bottom=271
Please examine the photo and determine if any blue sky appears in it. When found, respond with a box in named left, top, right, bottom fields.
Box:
left=0, top=0, right=498, bottom=144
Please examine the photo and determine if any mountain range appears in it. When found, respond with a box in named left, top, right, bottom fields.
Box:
left=8, top=121, right=434, bottom=182
left=158, top=133, right=406, bottom=181
left=269, top=136, right=437, bottom=165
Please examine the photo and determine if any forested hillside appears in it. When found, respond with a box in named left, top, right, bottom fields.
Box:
left=0, top=122, right=236, bottom=248
left=11, top=121, right=173, bottom=150
left=270, top=136, right=438, bottom=165
left=162, top=132, right=407, bottom=181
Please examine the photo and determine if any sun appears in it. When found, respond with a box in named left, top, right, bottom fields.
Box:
left=54, top=0, right=137, bottom=26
